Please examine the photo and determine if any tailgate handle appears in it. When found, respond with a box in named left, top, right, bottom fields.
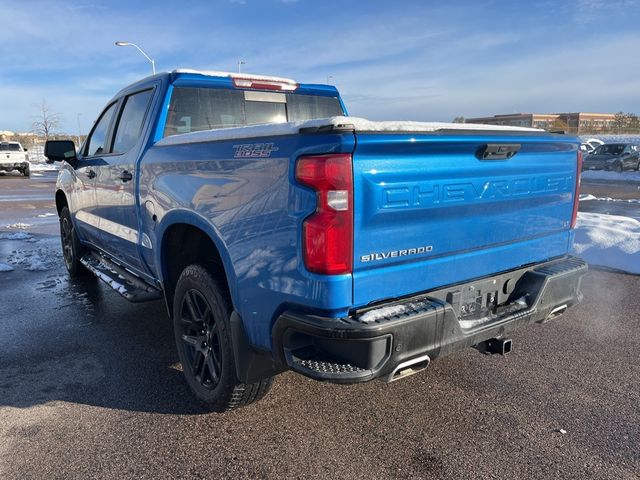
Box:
left=478, top=144, right=521, bottom=160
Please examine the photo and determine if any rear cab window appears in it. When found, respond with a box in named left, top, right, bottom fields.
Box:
left=0, top=143, right=22, bottom=152
left=163, top=87, right=344, bottom=138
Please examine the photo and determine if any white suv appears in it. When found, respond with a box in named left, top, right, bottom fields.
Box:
left=0, top=142, right=30, bottom=177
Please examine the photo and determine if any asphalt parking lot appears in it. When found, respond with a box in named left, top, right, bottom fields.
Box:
left=0, top=172, right=639, bottom=479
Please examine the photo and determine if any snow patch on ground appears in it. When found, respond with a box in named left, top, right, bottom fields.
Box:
left=572, top=212, right=640, bottom=274
left=0, top=263, right=14, bottom=272
left=581, top=170, right=640, bottom=182
left=36, top=213, right=56, bottom=218
left=0, top=232, right=33, bottom=240
left=29, top=162, right=59, bottom=172
left=580, top=194, right=640, bottom=204
left=7, top=246, right=61, bottom=273
left=580, top=194, right=598, bottom=201
left=5, top=223, right=31, bottom=230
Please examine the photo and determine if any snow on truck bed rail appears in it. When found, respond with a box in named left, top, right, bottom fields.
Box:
left=156, top=116, right=542, bottom=147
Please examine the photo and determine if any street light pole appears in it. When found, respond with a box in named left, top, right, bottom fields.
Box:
left=115, top=41, right=156, bottom=75
left=238, top=60, right=246, bottom=73
left=76, top=113, right=82, bottom=146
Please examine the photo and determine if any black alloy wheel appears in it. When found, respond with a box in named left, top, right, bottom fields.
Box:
left=178, top=289, right=223, bottom=390
left=59, top=206, right=87, bottom=276
left=172, top=265, right=274, bottom=411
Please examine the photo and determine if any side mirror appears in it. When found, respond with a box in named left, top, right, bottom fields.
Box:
left=45, top=140, right=77, bottom=163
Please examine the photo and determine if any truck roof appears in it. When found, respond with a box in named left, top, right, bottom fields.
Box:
left=173, top=69, right=298, bottom=87
left=112, top=69, right=339, bottom=102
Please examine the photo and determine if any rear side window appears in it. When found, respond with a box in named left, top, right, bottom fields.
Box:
left=287, top=94, right=343, bottom=122
left=112, top=89, right=154, bottom=153
left=85, top=102, right=117, bottom=156
left=163, top=87, right=343, bottom=137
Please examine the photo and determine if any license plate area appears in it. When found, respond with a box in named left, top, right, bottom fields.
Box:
left=445, top=278, right=500, bottom=326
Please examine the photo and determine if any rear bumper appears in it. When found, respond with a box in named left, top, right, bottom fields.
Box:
left=272, top=256, right=587, bottom=383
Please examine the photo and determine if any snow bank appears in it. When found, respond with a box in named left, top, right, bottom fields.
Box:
left=572, top=212, right=640, bottom=274
left=581, top=170, right=640, bottom=182
left=30, top=163, right=59, bottom=172
left=0, top=263, right=14, bottom=272
left=156, top=116, right=540, bottom=147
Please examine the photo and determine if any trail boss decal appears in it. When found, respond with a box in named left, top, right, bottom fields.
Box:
left=233, top=143, right=279, bottom=158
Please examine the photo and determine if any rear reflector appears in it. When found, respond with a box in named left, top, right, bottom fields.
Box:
left=296, top=154, right=353, bottom=275
left=233, top=77, right=298, bottom=91
left=571, top=150, right=583, bottom=229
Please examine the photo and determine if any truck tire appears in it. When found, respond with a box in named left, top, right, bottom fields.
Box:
left=59, top=206, right=88, bottom=277
left=23, top=166, right=30, bottom=178
left=173, top=265, right=273, bottom=411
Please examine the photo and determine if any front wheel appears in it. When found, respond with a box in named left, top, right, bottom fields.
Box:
left=23, top=166, right=30, bottom=177
left=173, top=265, right=273, bottom=411
left=614, top=163, right=623, bottom=172
left=59, top=206, right=88, bottom=277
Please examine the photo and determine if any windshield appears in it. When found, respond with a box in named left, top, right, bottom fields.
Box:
left=164, top=87, right=344, bottom=137
left=0, top=143, right=22, bottom=152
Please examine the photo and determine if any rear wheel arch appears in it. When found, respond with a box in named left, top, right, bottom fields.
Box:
left=159, top=222, right=236, bottom=317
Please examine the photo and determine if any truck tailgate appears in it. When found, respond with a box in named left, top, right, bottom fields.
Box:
left=352, top=133, right=579, bottom=307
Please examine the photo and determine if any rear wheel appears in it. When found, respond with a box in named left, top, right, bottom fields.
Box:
left=173, top=265, right=273, bottom=411
left=23, top=165, right=30, bottom=177
left=614, top=162, right=623, bottom=172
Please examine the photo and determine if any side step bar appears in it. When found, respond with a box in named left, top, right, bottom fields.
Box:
left=80, top=252, right=162, bottom=303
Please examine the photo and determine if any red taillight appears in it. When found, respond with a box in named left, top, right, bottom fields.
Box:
left=295, top=153, right=353, bottom=275
left=571, top=150, right=583, bottom=229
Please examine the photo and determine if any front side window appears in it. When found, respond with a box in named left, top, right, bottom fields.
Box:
left=163, top=87, right=343, bottom=138
left=112, top=89, right=154, bottom=154
left=85, top=102, right=117, bottom=156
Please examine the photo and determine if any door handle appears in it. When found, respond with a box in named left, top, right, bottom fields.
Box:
left=86, top=170, right=96, bottom=179
left=119, top=170, right=133, bottom=182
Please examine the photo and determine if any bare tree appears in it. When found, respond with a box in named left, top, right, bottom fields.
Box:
left=32, top=99, right=62, bottom=140
left=452, top=116, right=465, bottom=123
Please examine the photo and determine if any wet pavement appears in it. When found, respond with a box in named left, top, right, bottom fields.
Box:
left=0, top=171, right=639, bottom=479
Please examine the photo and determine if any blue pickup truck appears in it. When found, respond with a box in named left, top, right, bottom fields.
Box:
left=45, top=70, right=587, bottom=411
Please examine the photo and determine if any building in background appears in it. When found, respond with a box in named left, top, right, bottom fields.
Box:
left=465, top=113, right=617, bottom=134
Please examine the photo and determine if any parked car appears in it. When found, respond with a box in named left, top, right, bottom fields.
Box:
left=0, top=141, right=30, bottom=177
left=582, top=143, right=640, bottom=171
left=580, top=143, right=594, bottom=155
left=584, top=138, right=604, bottom=150
left=44, top=70, right=587, bottom=411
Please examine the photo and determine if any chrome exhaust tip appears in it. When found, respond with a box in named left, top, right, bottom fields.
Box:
left=543, top=304, right=568, bottom=323
left=385, top=354, right=431, bottom=383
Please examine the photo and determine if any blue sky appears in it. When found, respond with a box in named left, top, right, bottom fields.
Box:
left=1, top=0, right=640, bottom=134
